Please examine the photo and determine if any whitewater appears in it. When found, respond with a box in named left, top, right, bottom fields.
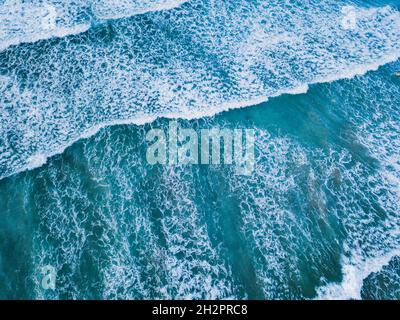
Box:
left=0, top=0, right=399, bottom=300
left=0, top=0, right=399, bottom=179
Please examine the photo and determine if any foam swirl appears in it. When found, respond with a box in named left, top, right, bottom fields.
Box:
left=0, top=0, right=400, bottom=179
left=0, top=0, right=188, bottom=51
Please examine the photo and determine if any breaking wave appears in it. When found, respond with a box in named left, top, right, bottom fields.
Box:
left=27, top=62, right=400, bottom=299
left=0, top=0, right=399, bottom=180
left=0, top=0, right=189, bottom=51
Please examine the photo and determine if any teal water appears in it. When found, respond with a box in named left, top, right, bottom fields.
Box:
left=0, top=60, right=399, bottom=299
left=0, top=0, right=399, bottom=300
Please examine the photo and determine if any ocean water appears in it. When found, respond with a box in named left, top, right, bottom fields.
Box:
left=0, top=0, right=399, bottom=300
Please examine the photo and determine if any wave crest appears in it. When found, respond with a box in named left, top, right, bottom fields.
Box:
left=0, top=0, right=400, bottom=179
left=0, top=0, right=188, bottom=51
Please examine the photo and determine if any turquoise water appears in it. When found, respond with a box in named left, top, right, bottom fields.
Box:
left=0, top=0, right=399, bottom=299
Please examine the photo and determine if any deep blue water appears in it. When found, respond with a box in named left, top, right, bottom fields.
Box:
left=0, top=0, right=399, bottom=299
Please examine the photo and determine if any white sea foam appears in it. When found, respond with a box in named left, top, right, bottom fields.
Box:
left=93, top=0, right=189, bottom=20
left=0, top=0, right=400, bottom=179
left=31, top=128, right=236, bottom=299
left=0, top=24, right=91, bottom=52
left=230, top=130, right=400, bottom=299
left=0, top=0, right=188, bottom=51
left=225, top=64, right=400, bottom=298
left=26, top=62, right=400, bottom=299
left=314, top=69, right=400, bottom=300
left=316, top=249, right=400, bottom=300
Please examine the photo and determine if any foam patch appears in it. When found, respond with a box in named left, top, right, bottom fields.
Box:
left=0, top=0, right=399, bottom=179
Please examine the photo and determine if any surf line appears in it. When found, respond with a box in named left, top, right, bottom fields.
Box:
left=152, top=304, right=186, bottom=318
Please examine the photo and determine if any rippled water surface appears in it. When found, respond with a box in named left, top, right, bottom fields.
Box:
left=0, top=0, right=399, bottom=299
